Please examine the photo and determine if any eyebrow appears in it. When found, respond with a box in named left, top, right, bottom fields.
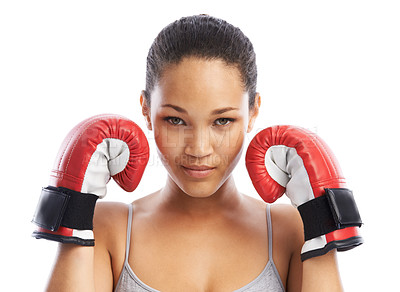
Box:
left=161, top=104, right=239, bottom=115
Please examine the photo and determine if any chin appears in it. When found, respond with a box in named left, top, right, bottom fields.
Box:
left=178, top=181, right=219, bottom=198
left=176, top=171, right=230, bottom=199
left=165, top=163, right=233, bottom=199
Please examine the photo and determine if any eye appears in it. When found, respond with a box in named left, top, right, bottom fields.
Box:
left=165, top=116, right=185, bottom=126
left=214, top=118, right=235, bottom=126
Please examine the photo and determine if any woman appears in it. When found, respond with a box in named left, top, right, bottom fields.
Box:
left=46, top=15, right=343, bottom=291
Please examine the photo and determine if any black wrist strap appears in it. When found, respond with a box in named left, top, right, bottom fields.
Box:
left=297, top=188, right=363, bottom=241
left=32, top=186, right=99, bottom=231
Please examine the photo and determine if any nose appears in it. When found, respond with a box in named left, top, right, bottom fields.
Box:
left=184, top=126, right=213, bottom=158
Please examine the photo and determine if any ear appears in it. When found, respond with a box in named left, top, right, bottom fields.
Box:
left=140, top=91, right=152, bottom=131
left=247, top=93, right=261, bottom=133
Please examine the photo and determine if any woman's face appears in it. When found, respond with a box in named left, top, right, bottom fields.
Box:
left=142, top=57, right=259, bottom=198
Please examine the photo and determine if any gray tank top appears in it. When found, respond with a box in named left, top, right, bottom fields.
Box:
left=115, top=204, right=285, bottom=292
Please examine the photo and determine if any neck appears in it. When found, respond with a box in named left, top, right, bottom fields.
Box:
left=157, top=175, right=243, bottom=218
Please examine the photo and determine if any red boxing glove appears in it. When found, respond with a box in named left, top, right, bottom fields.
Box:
left=32, top=114, right=149, bottom=246
left=245, top=125, right=363, bottom=261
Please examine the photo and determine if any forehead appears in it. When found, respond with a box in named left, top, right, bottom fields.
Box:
left=152, top=57, right=248, bottom=112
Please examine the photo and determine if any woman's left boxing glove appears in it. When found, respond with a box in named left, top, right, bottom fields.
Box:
left=245, top=125, right=363, bottom=261
left=32, top=114, right=149, bottom=246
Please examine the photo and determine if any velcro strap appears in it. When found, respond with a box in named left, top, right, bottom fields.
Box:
left=32, top=187, right=70, bottom=231
left=325, top=188, right=363, bottom=228
left=32, top=186, right=98, bottom=231
left=297, top=188, right=362, bottom=241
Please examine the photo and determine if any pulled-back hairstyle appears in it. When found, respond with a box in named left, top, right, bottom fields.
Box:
left=144, top=15, right=257, bottom=110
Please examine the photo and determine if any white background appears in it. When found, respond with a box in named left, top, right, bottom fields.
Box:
left=1, top=1, right=399, bottom=290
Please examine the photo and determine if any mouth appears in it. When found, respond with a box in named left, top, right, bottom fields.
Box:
left=181, top=165, right=216, bottom=178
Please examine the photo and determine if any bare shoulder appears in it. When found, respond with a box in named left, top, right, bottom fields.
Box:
left=241, top=196, right=304, bottom=287
left=92, top=193, right=159, bottom=245
left=270, top=203, right=304, bottom=250
left=270, top=203, right=303, bottom=232
left=93, top=201, right=129, bottom=248
left=242, top=195, right=304, bottom=247
left=93, top=201, right=129, bottom=227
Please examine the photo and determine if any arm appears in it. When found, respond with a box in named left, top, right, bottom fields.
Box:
left=31, top=115, right=149, bottom=291
left=302, top=250, right=343, bottom=292
left=285, top=205, right=343, bottom=292
left=246, top=125, right=363, bottom=290
left=45, top=204, right=115, bottom=292
left=46, top=244, right=96, bottom=292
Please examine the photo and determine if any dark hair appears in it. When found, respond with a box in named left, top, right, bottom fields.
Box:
left=144, top=15, right=257, bottom=110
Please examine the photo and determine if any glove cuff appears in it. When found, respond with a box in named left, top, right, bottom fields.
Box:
left=297, top=188, right=362, bottom=241
left=301, top=235, right=364, bottom=261
left=32, top=186, right=98, bottom=232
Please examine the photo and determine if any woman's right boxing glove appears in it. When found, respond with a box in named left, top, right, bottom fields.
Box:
left=32, top=114, right=150, bottom=246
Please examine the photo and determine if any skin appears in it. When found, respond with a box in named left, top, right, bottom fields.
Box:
left=45, top=57, right=343, bottom=292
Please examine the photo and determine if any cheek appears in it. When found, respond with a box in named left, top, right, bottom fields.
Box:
left=155, top=124, right=177, bottom=148
left=213, top=126, right=245, bottom=167
left=154, top=125, right=179, bottom=163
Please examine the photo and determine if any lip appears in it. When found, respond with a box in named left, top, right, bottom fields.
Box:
left=181, top=165, right=216, bottom=178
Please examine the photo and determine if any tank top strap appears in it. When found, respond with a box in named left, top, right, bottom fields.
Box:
left=124, top=204, right=133, bottom=263
left=266, top=204, right=273, bottom=259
